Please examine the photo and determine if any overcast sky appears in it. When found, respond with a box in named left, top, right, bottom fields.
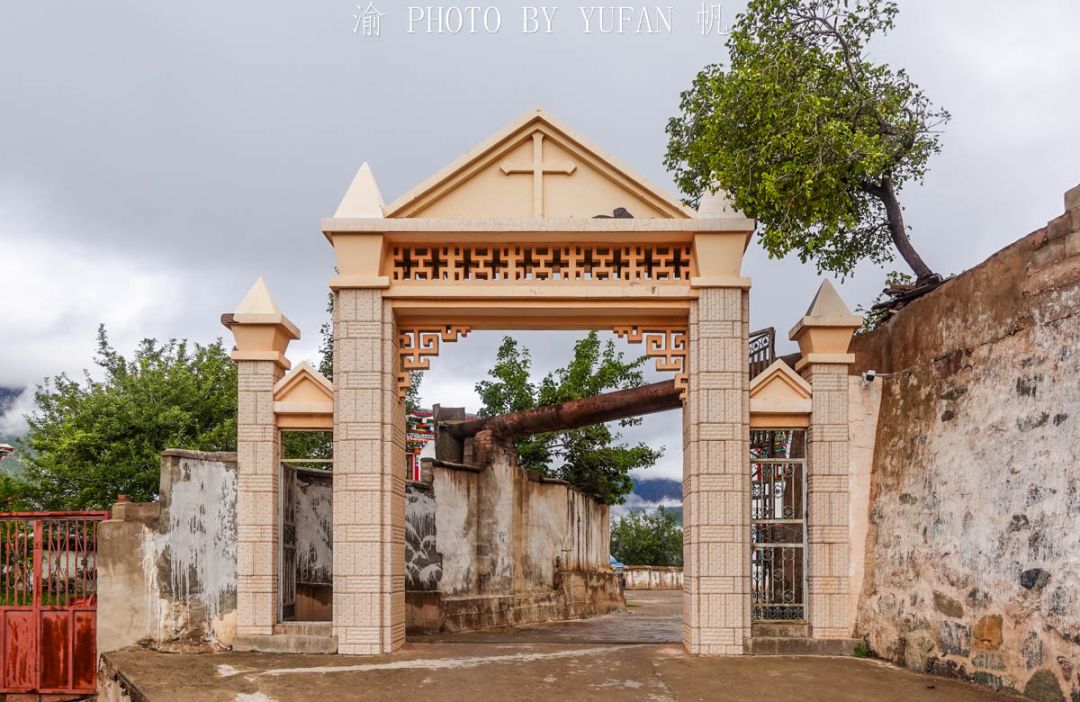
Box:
left=2, top=1, right=1079, bottom=479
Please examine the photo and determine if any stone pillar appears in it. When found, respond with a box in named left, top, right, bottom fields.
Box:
left=789, top=280, right=861, bottom=639
left=683, top=286, right=751, bottom=654
left=332, top=288, right=405, bottom=654
left=223, top=278, right=299, bottom=637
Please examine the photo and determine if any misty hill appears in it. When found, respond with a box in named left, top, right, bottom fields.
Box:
left=631, top=477, right=681, bottom=503
left=0, top=387, right=27, bottom=474
left=0, top=387, right=21, bottom=416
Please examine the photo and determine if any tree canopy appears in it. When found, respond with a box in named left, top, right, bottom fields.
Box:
left=665, top=0, right=947, bottom=282
left=610, top=506, right=683, bottom=567
left=475, top=333, right=662, bottom=505
left=15, top=326, right=237, bottom=510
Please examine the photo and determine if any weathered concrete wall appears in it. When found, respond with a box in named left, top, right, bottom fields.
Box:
left=405, top=481, right=442, bottom=591
left=97, top=500, right=161, bottom=657
left=623, top=566, right=683, bottom=590
left=292, top=466, right=332, bottom=621
left=405, top=442, right=622, bottom=634
left=98, top=450, right=239, bottom=654
left=852, top=185, right=1080, bottom=701
left=432, top=468, right=478, bottom=596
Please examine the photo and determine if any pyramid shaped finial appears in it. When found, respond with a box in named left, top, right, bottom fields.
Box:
left=788, top=279, right=863, bottom=369
left=234, top=277, right=282, bottom=316
left=334, top=162, right=385, bottom=218
left=696, top=188, right=743, bottom=219
left=804, top=280, right=854, bottom=319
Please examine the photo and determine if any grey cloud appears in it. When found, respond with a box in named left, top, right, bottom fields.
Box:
left=2, top=1, right=1079, bottom=466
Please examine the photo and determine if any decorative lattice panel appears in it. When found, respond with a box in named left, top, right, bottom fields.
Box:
left=397, top=325, right=470, bottom=398
left=614, top=326, right=689, bottom=396
left=390, top=244, right=692, bottom=282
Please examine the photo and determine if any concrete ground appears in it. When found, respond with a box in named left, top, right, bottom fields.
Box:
left=103, top=591, right=1020, bottom=701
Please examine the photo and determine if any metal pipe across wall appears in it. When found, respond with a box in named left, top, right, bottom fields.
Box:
left=442, top=379, right=682, bottom=440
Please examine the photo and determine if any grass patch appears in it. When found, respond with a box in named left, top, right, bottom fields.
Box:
left=852, top=640, right=873, bottom=658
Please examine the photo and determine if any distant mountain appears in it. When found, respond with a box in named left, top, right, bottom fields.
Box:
left=613, top=477, right=684, bottom=525
left=631, top=477, right=681, bottom=503
left=0, top=387, right=27, bottom=475
left=0, top=387, right=21, bottom=416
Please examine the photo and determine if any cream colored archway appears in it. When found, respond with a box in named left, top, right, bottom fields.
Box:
left=317, top=109, right=754, bottom=655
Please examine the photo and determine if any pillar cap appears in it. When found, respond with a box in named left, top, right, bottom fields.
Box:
left=334, top=162, right=385, bottom=218
left=788, top=280, right=862, bottom=370
left=221, top=277, right=300, bottom=369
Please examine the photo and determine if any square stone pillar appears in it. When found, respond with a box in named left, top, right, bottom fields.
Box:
left=683, top=287, right=751, bottom=654
left=235, top=359, right=284, bottom=635
left=333, top=288, right=406, bottom=654
left=223, top=278, right=299, bottom=637
left=802, top=362, right=853, bottom=638
left=790, top=280, right=861, bottom=639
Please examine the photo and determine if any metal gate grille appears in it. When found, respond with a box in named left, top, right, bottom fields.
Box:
left=750, top=430, right=806, bottom=621
left=0, top=511, right=108, bottom=694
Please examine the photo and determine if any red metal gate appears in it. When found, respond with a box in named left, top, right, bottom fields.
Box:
left=0, top=511, right=108, bottom=695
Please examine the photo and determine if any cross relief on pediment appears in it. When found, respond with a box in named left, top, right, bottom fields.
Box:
left=499, top=132, right=577, bottom=217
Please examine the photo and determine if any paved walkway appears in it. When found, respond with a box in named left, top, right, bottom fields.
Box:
left=103, top=591, right=1019, bottom=701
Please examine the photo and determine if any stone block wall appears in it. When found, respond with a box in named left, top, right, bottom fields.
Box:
left=852, top=185, right=1080, bottom=701
left=235, top=359, right=282, bottom=638
left=683, top=287, right=750, bottom=654
left=804, top=362, right=853, bottom=639
left=333, top=288, right=406, bottom=654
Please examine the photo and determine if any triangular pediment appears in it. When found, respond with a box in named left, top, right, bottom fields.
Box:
left=750, top=360, right=812, bottom=415
left=274, top=362, right=334, bottom=406
left=384, top=109, right=694, bottom=220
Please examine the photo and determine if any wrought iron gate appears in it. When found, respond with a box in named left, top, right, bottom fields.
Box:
left=748, top=327, right=776, bottom=379
left=0, top=511, right=108, bottom=695
left=750, top=430, right=807, bottom=621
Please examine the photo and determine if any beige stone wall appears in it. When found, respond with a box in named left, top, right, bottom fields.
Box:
left=847, top=377, right=881, bottom=628
left=333, top=288, right=406, bottom=654
left=623, top=566, right=684, bottom=590
left=853, top=185, right=1080, bottom=700
left=683, top=287, right=750, bottom=655
left=235, top=360, right=283, bottom=637
left=803, top=362, right=853, bottom=639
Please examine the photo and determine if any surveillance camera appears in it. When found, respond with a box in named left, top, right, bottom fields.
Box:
left=861, top=370, right=878, bottom=383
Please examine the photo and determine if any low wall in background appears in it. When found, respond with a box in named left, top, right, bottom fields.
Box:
left=405, top=443, right=623, bottom=634
left=851, top=185, right=1080, bottom=701
left=623, top=566, right=683, bottom=590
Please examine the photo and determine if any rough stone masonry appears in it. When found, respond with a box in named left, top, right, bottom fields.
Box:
left=852, top=183, right=1080, bottom=701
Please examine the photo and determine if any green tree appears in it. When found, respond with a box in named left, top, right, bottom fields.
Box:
left=475, top=333, right=662, bottom=505
left=610, top=506, right=683, bottom=567
left=665, top=0, right=947, bottom=282
left=16, top=326, right=237, bottom=509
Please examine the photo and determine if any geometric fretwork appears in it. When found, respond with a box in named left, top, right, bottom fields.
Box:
left=391, top=244, right=692, bottom=282
left=613, top=325, right=688, bottom=397
left=396, top=325, right=470, bottom=399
